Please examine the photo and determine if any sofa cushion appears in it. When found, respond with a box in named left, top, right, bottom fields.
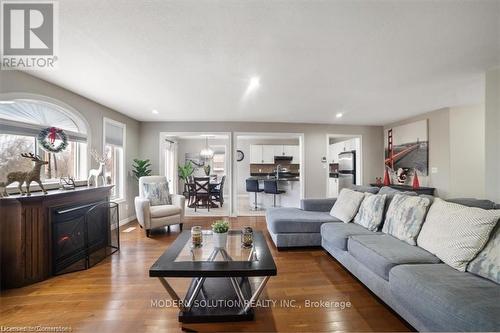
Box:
left=354, top=193, right=387, bottom=231
left=467, top=224, right=500, bottom=284
left=266, top=208, right=340, bottom=234
left=321, top=222, right=379, bottom=251
left=330, top=188, right=365, bottom=223
left=382, top=194, right=431, bottom=245
left=348, top=234, right=440, bottom=280
left=417, top=198, right=500, bottom=271
left=349, top=184, right=380, bottom=194
left=447, top=198, right=497, bottom=210
left=390, top=264, right=500, bottom=332
left=150, top=205, right=181, bottom=218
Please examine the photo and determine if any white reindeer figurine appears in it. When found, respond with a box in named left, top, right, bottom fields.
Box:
left=88, top=149, right=108, bottom=187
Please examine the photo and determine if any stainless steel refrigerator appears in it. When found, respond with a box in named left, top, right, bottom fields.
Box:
left=338, top=150, right=356, bottom=192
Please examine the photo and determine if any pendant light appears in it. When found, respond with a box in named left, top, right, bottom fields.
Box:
left=200, top=136, right=214, bottom=159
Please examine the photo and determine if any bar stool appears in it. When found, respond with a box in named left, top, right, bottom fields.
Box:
left=264, top=180, right=286, bottom=207
left=246, top=179, right=263, bottom=210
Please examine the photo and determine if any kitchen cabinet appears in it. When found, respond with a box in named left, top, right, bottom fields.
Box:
left=328, top=177, right=339, bottom=197
left=283, top=145, right=300, bottom=163
left=249, top=144, right=300, bottom=164
left=250, top=145, right=263, bottom=163
left=262, top=145, right=275, bottom=164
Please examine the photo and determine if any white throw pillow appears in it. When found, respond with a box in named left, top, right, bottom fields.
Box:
left=417, top=198, right=500, bottom=271
left=354, top=193, right=387, bottom=231
left=382, top=194, right=431, bottom=245
left=143, top=182, right=171, bottom=206
left=330, top=188, right=365, bottom=223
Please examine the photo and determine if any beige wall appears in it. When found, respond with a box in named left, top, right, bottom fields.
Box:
left=0, top=71, right=140, bottom=221
left=485, top=68, right=500, bottom=203
left=385, top=105, right=487, bottom=199
left=449, top=105, right=485, bottom=198
left=139, top=122, right=384, bottom=203
left=384, top=108, right=452, bottom=198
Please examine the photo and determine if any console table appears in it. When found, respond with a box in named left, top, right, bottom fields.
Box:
left=0, top=186, right=114, bottom=289
left=370, top=184, right=435, bottom=196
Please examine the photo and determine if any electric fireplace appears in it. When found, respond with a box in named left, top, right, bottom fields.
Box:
left=51, top=201, right=119, bottom=275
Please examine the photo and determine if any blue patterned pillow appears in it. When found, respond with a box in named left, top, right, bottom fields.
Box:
left=143, top=182, right=171, bottom=206
left=382, top=194, right=431, bottom=245
left=467, top=224, right=500, bottom=284
left=354, top=193, right=387, bottom=231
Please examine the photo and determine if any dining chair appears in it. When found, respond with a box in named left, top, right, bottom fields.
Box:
left=194, top=177, right=211, bottom=212
left=211, top=175, right=225, bottom=207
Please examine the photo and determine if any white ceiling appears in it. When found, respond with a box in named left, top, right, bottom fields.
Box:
left=28, top=0, right=500, bottom=125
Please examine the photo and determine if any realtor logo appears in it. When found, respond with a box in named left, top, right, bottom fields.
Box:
left=1, top=0, right=58, bottom=70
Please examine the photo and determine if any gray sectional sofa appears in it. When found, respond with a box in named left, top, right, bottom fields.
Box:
left=265, top=186, right=500, bottom=332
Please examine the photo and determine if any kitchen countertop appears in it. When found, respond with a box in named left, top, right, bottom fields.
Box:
left=247, top=176, right=300, bottom=182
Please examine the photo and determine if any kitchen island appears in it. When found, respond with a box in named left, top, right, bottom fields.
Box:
left=246, top=176, right=301, bottom=209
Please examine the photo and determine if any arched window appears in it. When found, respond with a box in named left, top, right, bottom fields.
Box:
left=0, top=97, right=89, bottom=189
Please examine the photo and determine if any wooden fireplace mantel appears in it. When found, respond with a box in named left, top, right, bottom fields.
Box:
left=0, top=185, right=114, bottom=289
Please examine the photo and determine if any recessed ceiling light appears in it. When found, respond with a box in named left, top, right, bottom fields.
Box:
left=336, top=112, right=343, bottom=119
left=152, top=109, right=159, bottom=114
left=248, top=76, right=260, bottom=90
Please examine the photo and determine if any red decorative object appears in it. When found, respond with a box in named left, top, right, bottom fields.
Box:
left=383, top=168, right=391, bottom=186
left=412, top=169, right=420, bottom=189
left=48, top=127, right=57, bottom=144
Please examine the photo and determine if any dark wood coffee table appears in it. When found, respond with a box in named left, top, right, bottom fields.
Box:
left=149, top=230, right=277, bottom=323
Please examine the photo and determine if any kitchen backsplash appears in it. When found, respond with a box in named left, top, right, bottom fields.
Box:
left=250, top=163, right=300, bottom=174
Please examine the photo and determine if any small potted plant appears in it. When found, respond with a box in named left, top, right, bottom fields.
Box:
left=211, top=220, right=229, bottom=248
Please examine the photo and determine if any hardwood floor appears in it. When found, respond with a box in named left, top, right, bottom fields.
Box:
left=0, top=217, right=412, bottom=332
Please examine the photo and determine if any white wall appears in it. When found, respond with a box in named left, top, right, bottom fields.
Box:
left=485, top=68, right=500, bottom=203
left=0, top=71, right=140, bottom=221
left=449, top=105, right=485, bottom=198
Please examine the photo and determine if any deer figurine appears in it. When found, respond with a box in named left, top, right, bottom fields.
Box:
left=2, top=153, right=49, bottom=196
left=88, top=149, right=108, bottom=187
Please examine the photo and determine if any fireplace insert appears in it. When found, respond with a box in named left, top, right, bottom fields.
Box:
left=51, top=201, right=119, bottom=275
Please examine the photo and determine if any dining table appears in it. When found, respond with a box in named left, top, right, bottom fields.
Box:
left=186, top=179, right=222, bottom=208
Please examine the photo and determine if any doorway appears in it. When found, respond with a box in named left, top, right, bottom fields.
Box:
left=326, top=134, right=363, bottom=197
left=159, top=132, right=231, bottom=217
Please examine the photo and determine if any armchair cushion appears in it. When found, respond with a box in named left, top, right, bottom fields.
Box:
left=142, top=181, right=171, bottom=206
left=150, top=205, right=182, bottom=218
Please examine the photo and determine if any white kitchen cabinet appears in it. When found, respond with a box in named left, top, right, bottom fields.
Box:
left=250, top=144, right=300, bottom=164
left=273, top=145, right=284, bottom=157
left=328, top=177, right=339, bottom=197
left=250, top=145, right=263, bottom=164
left=283, top=145, right=300, bottom=163
left=262, top=145, right=275, bottom=164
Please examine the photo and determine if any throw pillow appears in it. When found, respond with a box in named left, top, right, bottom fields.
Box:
left=382, top=193, right=431, bottom=245
left=330, top=188, right=365, bottom=223
left=143, top=182, right=171, bottom=206
left=354, top=193, right=387, bottom=231
left=417, top=198, right=500, bottom=271
left=467, top=224, right=500, bottom=284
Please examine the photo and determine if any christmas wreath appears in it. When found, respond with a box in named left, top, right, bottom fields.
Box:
left=37, top=127, right=68, bottom=153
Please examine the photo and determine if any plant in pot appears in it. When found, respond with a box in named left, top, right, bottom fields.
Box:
left=132, top=159, right=152, bottom=180
left=211, top=220, right=229, bottom=248
left=178, top=161, right=194, bottom=198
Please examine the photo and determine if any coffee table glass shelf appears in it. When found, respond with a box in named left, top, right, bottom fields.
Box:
left=150, top=230, right=277, bottom=323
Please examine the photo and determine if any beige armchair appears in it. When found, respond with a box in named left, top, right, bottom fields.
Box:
left=134, top=176, right=185, bottom=237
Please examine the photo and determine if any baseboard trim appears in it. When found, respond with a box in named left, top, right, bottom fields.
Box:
left=119, top=215, right=137, bottom=226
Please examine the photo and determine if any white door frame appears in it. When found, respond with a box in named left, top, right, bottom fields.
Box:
left=159, top=131, right=232, bottom=216
left=325, top=133, right=363, bottom=196
left=233, top=132, right=305, bottom=216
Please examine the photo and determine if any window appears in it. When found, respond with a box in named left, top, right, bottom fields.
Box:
left=0, top=98, right=88, bottom=191
left=103, top=118, right=125, bottom=200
